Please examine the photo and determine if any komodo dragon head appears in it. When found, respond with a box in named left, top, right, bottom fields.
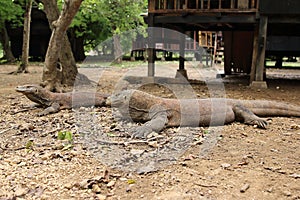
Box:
left=16, top=84, right=52, bottom=106
left=106, top=90, right=133, bottom=107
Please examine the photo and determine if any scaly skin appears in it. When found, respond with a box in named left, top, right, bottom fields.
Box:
left=16, top=84, right=109, bottom=116
left=107, top=89, right=300, bottom=138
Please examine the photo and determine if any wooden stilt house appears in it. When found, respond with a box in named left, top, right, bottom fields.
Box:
left=146, top=0, right=300, bottom=87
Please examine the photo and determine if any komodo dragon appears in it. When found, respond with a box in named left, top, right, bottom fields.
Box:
left=16, top=84, right=109, bottom=116
left=107, top=89, right=300, bottom=138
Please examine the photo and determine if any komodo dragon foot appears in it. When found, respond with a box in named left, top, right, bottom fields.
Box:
left=233, top=104, right=268, bottom=129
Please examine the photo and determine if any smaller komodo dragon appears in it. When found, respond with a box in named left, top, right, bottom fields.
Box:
left=107, top=89, right=300, bottom=139
left=16, top=84, right=109, bottom=116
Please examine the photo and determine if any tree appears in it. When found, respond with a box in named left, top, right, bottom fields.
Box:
left=0, top=0, right=23, bottom=63
left=70, top=0, right=111, bottom=53
left=16, top=0, right=33, bottom=73
left=69, top=0, right=147, bottom=60
left=40, top=0, right=83, bottom=91
left=100, top=0, right=147, bottom=63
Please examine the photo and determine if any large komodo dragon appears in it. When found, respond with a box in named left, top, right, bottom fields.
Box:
left=107, top=89, right=300, bottom=139
left=16, top=84, right=109, bottom=116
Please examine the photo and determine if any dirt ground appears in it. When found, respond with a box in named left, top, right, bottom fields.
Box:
left=0, top=63, right=299, bottom=200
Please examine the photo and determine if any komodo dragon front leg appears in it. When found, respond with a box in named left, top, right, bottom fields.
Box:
left=232, top=104, right=268, bottom=128
left=131, top=105, right=168, bottom=139
left=38, top=102, right=61, bottom=116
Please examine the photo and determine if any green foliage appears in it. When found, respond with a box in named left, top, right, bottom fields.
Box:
left=25, top=139, right=34, bottom=150
left=0, top=0, right=23, bottom=27
left=0, top=43, right=3, bottom=57
left=57, top=130, right=73, bottom=142
left=102, top=0, right=147, bottom=34
left=70, top=0, right=147, bottom=51
left=57, top=131, right=74, bottom=150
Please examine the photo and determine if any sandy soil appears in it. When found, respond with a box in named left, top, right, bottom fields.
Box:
left=0, top=63, right=299, bottom=200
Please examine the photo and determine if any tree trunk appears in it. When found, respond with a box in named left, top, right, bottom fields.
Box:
left=113, top=35, right=123, bottom=63
left=17, top=0, right=32, bottom=73
left=40, top=0, right=82, bottom=91
left=0, top=24, right=16, bottom=63
left=69, top=28, right=86, bottom=61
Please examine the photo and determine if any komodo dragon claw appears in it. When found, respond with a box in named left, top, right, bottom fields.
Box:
left=131, top=126, right=153, bottom=139
left=246, top=118, right=268, bottom=129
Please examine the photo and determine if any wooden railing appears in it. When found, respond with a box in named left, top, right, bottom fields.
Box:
left=149, top=0, right=259, bottom=13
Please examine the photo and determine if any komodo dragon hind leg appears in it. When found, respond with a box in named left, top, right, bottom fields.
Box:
left=233, top=104, right=268, bottom=129
left=131, top=105, right=168, bottom=139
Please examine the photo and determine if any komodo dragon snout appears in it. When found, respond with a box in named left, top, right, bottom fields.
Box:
left=16, top=85, right=40, bottom=94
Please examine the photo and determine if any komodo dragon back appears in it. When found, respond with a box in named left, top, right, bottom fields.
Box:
left=108, top=89, right=300, bottom=139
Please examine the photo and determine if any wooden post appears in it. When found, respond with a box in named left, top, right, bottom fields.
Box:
left=176, top=31, right=188, bottom=79
left=230, top=0, right=235, bottom=8
left=251, top=0, right=255, bottom=8
left=223, top=31, right=233, bottom=75
left=148, top=13, right=155, bottom=77
left=179, top=32, right=185, bottom=70
left=149, top=0, right=155, bottom=11
left=251, top=16, right=268, bottom=88
left=250, top=25, right=258, bottom=83
left=255, top=16, right=267, bottom=81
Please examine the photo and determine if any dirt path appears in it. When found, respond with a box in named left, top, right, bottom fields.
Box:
left=0, top=64, right=299, bottom=199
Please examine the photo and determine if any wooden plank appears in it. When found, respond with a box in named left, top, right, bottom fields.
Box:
left=149, top=8, right=258, bottom=14
left=201, top=0, right=204, bottom=9
left=149, top=0, right=155, bottom=11
left=238, top=0, right=248, bottom=9
left=208, top=0, right=210, bottom=9
left=230, top=0, right=235, bottom=8
left=251, top=0, right=255, bottom=8
left=154, top=15, right=257, bottom=24
left=219, top=0, right=222, bottom=9
left=164, top=0, right=167, bottom=9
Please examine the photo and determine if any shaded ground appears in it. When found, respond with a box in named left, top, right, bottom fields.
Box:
left=0, top=63, right=299, bottom=200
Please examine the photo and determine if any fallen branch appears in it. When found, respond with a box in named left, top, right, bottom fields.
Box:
left=0, top=128, right=13, bottom=134
left=194, top=182, right=218, bottom=188
left=93, top=138, right=148, bottom=146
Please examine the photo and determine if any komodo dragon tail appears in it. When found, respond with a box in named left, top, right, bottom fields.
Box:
left=240, top=100, right=300, bottom=117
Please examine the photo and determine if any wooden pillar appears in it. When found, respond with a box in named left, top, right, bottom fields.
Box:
left=179, top=32, right=185, bottom=70
left=176, top=31, right=188, bottom=79
left=148, top=13, right=155, bottom=77
left=250, top=25, right=258, bottom=83
left=256, top=16, right=267, bottom=81
left=223, top=31, right=233, bottom=75
left=250, top=16, right=268, bottom=88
